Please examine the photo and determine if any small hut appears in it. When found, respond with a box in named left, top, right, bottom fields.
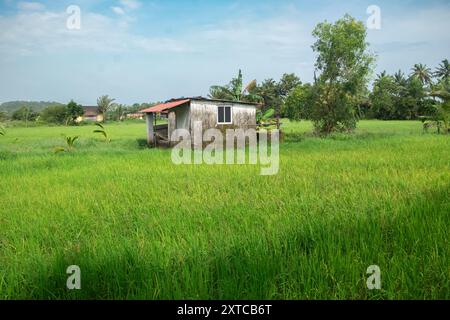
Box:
left=140, top=97, right=260, bottom=146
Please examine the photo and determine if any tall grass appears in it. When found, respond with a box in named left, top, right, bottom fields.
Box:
left=0, top=121, right=448, bottom=299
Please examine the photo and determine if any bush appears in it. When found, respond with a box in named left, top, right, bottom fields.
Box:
left=40, top=105, right=68, bottom=124
left=12, top=107, right=39, bottom=122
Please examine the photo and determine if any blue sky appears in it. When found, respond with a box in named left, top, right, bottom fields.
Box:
left=0, top=0, right=449, bottom=105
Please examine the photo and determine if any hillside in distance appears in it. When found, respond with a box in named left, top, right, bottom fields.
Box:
left=0, top=101, right=65, bottom=114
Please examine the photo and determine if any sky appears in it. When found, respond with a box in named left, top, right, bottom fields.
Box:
left=0, top=0, right=449, bottom=105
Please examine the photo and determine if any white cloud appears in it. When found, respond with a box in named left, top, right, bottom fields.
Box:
left=119, top=0, right=141, bottom=10
left=0, top=9, right=190, bottom=57
left=17, top=1, right=45, bottom=11
left=111, top=6, right=126, bottom=15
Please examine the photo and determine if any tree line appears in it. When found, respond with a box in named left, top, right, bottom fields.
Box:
left=0, top=97, right=157, bottom=126
left=209, top=15, right=449, bottom=135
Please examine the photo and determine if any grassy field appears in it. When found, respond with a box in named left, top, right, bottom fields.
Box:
left=0, top=120, right=448, bottom=299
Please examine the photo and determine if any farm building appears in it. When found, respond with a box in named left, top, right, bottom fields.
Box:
left=140, top=97, right=260, bottom=146
left=76, top=106, right=103, bottom=122
left=126, top=112, right=144, bottom=120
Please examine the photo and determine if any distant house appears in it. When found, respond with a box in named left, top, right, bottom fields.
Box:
left=76, top=106, right=103, bottom=123
left=126, top=112, right=144, bottom=120
left=140, top=97, right=260, bottom=145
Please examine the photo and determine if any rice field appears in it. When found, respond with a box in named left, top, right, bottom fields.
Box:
left=0, top=120, right=448, bottom=299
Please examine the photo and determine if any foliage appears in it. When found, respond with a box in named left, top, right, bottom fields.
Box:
left=254, top=79, right=281, bottom=113
left=97, top=95, right=116, bottom=123
left=368, top=69, right=437, bottom=120
left=253, top=73, right=301, bottom=118
left=0, top=111, right=8, bottom=122
left=256, top=108, right=277, bottom=129
left=410, top=63, right=432, bottom=85
left=40, top=105, right=68, bottom=125
left=309, top=14, right=375, bottom=134
left=0, top=101, right=64, bottom=114
left=209, top=69, right=262, bottom=103
left=421, top=80, right=450, bottom=134
left=93, top=122, right=111, bottom=142
left=0, top=124, right=5, bottom=136
left=66, top=100, right=84, bottom=124
left=434, top=59, right=450, bottom=83
left=277, top=73, right=302, bottom=99
left=54, top=135, right=79, bottom=153
left=12, top=107, right=39, bottom=122
left=284, top=83, right=315, bottom=121
left=111, top=104, right=127, bottom=121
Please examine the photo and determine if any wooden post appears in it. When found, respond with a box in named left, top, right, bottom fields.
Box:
left=146, top=113, right=155, bottom=146
left=168, top=111, right=176, bottom=144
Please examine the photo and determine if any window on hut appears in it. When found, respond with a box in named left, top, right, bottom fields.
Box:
left=218, top=106, right=232, bottom=124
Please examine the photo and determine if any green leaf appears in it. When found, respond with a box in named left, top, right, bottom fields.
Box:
left=54, top=147, right=66, bottom=154
left=262, top=108, right=275, bottom=120
left=93, top=130, right=107, bottom=138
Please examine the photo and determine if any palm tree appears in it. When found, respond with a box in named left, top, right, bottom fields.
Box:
left=376, top=71, right=388, bottom=80
left=394, top=70, right=407, bottom=86
left=113, top=104, right=127, bottom=121
left=209, top=70, right=262, bottom=103
left=410, top=63, right=432, bottom=85
left=434, top=59, right=450, bottom=83
left=97, top=95, right=115, bottom=123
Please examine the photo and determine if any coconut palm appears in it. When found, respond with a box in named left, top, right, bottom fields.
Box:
left=410, top=63, right=432, bottom=85
left=394, top=70, right=407, bottom=87
left=434, top=59, right=450, bottom=82
left=376, top=71, right=388, bottom=80
left=97, top=95, right=116, bottom=123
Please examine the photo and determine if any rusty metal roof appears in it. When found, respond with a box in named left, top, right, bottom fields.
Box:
left=140, top=97, right=261, bottom=113
left=140, top=99, right=190, bottom=113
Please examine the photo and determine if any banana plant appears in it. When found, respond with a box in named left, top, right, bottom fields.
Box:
left=0, top=124, right=5, bottom=136
left=93, top=122, right=110, bottom=142
left=54, top=135, right=79, bottom=153
left=256, top=108, right=277, bottom=129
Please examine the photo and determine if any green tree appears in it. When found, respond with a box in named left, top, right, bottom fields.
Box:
left=310, top=14, right=375, bottom=134
left=12, top=107, right=39, bottom=126
left=284, top=83, right=315, bottom=121
left=255, top=79, right=281, bottom=111
left=112, top=104, right=127, bottom=121
left=369, top=72, right=397, bottom=120
left=0, top=111, right=8, bottom=122
left=97, top=95, right=115, bottom=123
left=40, top=105, right=68, bottom=124
left=370, top=71, right=427, bottom=120
left=402, top=76, right=427, bottom=119
left=66, top=100, right=84, bottom=125
left=434, top=59, right=450, bottom=83
left=410, top=63, right=432, bottom=85
left=422, top=80, right=450, bottom=133
left=277, top=73, right=302, bottom=99
left=394, top=70, right=408, bottom=87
